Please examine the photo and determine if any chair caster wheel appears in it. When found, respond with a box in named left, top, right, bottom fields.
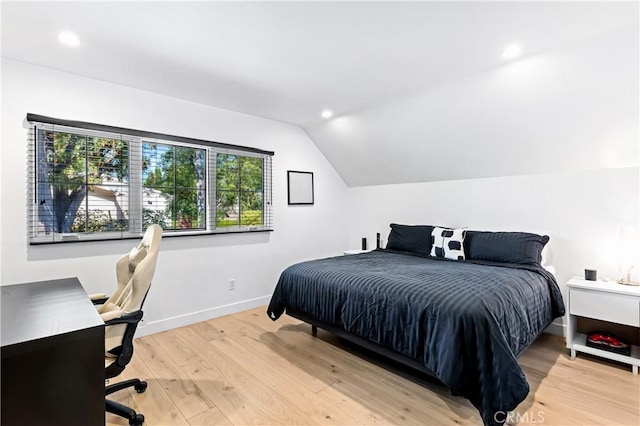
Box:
left=130, top=413, right=144, bottom=425
left=135, top=381, right=147, bottom=393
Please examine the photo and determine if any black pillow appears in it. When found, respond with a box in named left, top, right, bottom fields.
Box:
left=386, top=224, right=434, bottom=255
left=465, top=231, right=549, bottom=265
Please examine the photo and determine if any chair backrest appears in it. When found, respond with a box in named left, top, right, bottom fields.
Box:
left=101, top=224, right=162, bottom=358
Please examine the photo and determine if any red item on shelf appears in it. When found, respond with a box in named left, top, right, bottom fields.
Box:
left=586, top=332, right=631, bottom=356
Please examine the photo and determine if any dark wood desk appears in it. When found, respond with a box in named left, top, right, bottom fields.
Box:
left=1, top=277, right=105, bottom=426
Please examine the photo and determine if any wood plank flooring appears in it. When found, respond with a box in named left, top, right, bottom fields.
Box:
left=106, top=307, right=640, bottom=425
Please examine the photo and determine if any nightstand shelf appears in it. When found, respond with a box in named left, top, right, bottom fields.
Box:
left=566, top=277, right=640, bottom=375
left=569, top=332, right=640, bottom=374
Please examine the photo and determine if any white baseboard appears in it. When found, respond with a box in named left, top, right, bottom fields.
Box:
left=544, top=321, right=565, bottom=337
left=135, top=295, right=271, bottom=337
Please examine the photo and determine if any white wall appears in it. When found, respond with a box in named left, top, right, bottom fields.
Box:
left=0, top=59, right=349, bottom=335
left=347, top=167, right=640, bottom=332
left=307, top=24, right=639, bottom=187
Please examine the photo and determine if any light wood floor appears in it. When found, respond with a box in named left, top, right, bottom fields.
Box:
left=106, top=307, right=640, bottom=425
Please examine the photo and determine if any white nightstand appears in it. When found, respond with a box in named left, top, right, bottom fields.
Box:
left=343, top=249, right=372, bottom=255
left=566, top=277, right=640, bottom=374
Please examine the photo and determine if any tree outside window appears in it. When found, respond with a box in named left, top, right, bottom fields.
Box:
left=142, top=142, right=206, bottom=230
left=216, top=154, right=263, bottom=227
left=36, top=130, right=129, bottom=235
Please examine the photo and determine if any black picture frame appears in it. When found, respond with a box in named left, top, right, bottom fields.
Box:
left=287, top=171, right=314, bottom=205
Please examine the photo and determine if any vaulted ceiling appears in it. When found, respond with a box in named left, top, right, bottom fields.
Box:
left=2, top=1, right=638, bottom=186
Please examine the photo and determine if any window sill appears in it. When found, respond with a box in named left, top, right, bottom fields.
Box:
left=29, top=227, right=273, bottom=245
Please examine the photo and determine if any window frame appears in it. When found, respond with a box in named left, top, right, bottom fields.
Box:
left=27, top=114, right=274, bottom=244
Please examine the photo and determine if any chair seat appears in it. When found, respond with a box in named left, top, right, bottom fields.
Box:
left=105, top=356, right=117, bottom=369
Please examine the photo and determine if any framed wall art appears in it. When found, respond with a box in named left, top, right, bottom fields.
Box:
left=287, top=170, right=314, bottom=205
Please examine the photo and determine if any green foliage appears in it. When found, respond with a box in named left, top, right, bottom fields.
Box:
left=39, top=131, right=129, bottom=233
left=47, top=132, right=128, bottom=184
left=70, top=207, right=128, bottom=233
left=216, top=154, right=263, bottom=228
left=241, top=210, right=263, bottom=225
left=216, top=210, right=262, bottom=227
left=142, top=143, right=205, bottom=229
left=142, top=209, right=167, bottom=228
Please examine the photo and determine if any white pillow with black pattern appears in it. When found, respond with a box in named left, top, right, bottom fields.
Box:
left=430, top=227, right=466, bottom=260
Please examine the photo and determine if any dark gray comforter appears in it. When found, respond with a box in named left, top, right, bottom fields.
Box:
left=267, top=249, right=565, bottom=425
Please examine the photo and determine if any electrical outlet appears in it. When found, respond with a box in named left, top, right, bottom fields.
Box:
left=228, top=279, right=235, bottom=291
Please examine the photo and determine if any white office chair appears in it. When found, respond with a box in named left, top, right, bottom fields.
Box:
left=91, top=224, right=162, bottom=426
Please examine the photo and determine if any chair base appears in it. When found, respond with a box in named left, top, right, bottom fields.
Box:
left=105, top=378, right=147, bottom=426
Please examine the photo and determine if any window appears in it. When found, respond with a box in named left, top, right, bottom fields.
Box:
left=28, top=114, right=273, bottom=244
left=142, top=142, right=206, bottom=231
left=216, top=154, right=264, bottom=228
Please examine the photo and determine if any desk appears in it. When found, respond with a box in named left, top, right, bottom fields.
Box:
left=1, top=277, right=105, bottom=426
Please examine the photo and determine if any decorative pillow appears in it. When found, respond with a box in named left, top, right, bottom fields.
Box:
left=464, top=231, right=549, bottom=265
left=430, top=227, right=466, bottom=260
left=128, top=246, right=148, bottom=272
left=386, top=224, right=434, bottom=255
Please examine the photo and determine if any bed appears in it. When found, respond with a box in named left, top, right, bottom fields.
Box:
left=267, top=225, right=565, bottom=425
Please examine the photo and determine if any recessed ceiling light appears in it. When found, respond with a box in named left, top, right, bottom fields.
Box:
left=501, top=44, right=521, bottom=59
left=58, top=31, right=80, bottom=47
left=321, top=110, right=333, bottom=119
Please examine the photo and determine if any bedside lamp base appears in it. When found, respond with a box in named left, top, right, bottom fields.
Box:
left=619, top=266, right=639, bottom=286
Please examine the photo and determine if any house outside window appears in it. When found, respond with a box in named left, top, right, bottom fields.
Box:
left=28, top=114, right=273, bottom=243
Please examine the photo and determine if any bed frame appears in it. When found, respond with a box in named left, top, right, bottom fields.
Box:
left=286, top=309, right=441, bottom=382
